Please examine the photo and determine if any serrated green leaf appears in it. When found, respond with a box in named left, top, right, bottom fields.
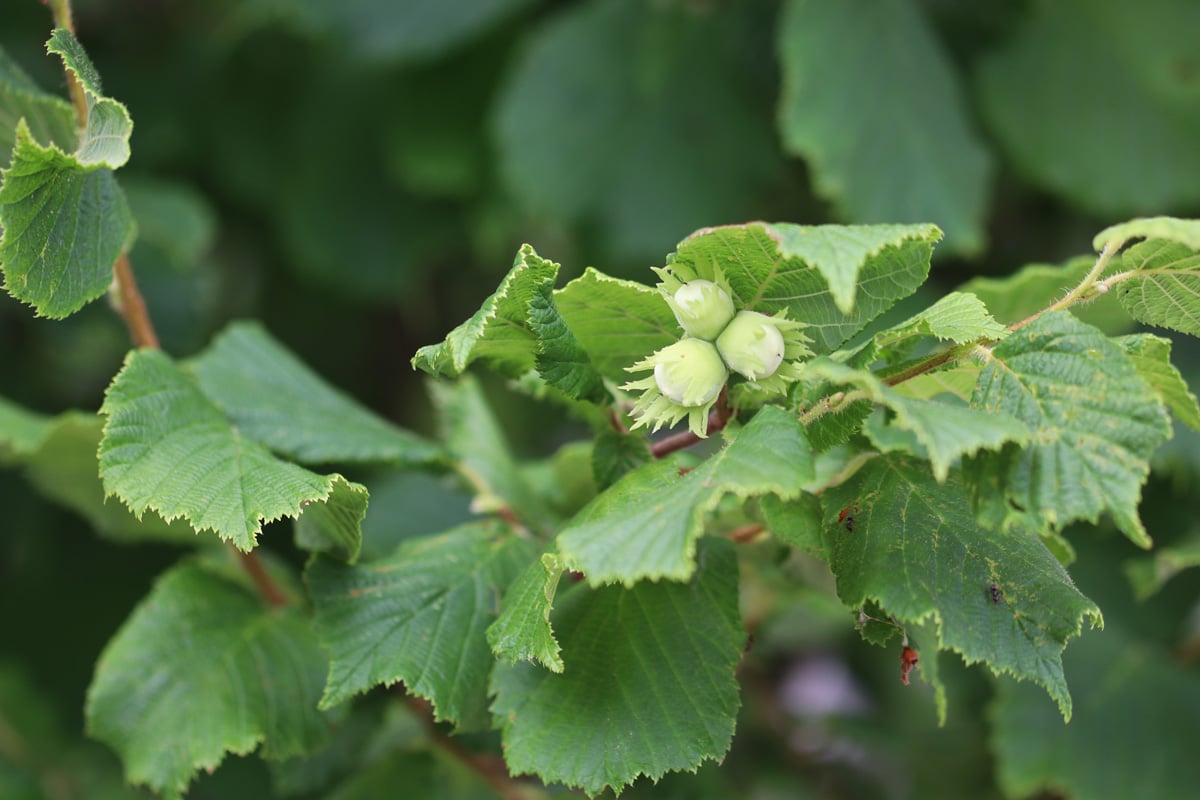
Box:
left=823, top=456, right=1101, bottom=720
left=528, top=279, right=606, bottom=402
left=559, top=406, right=812, bottom=586
left=1094, top=216, right=1200, bottom=252
left=490, top=536, right=745, bottom=796
left=23, top=411, right=195, bottom=545
left=190, top=321, right=442, bottom=466
left=307, top=521, right=534, bottom=729
left=0, top=394, right=51, bottom=461
left=294, top=478, right=369, bottom=564
left=964, top=312, right=1172, bottom=547
left=0, top=120, right=135, bottom=318
left=553, top=267, right=678, bottom=383
left=805, top=359, right=1029, bottom=482
left=872, top=292, right=1007, bottom=355
left=86, top=562, right=330, bottom=799
left=99, top=349, right=352, bottom=551
left=486, top=551, right=564, bottom=672
left=1110, top=238, right=1200, bottom=337
left=777, top=0, right=990, bottom=255
left=429, top=375, right=555, bottom=534
left=591, top=427, right=653, bottom=490
left=0, top=46, right=78, bottom=156
left=991, top=627, right=1200, bottom=800
left=1116, top=333, right=1200, bottom=430
left=959, top=255, right=1134, bottom=336
left=413, top=244, right=557, bottom=379
left=45, top=29, right=131, bottom=169
left=977, top=0, right=1200, bottom=215
left=667, top=222, right=939, bottom=352
left=493, top=0, right=783, bottom=262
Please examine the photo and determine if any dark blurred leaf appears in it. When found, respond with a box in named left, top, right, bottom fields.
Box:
left=777, top=0, right=991, bottom=255
left=991, top=626, right=1200, bottom=800
left=493, top=0, right=784, bottom=262
left=236, top=0, right=535, bottom=65
left=978, top=0, right=1200, bottom=215
left=122, top=176, right=216, bottom=271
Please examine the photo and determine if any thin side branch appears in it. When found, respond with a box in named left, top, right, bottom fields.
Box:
left=1012, top=239, right=1122, bottom=332
left=728, top=523, right=764, bottom=544
left=406, top=697, right=546, bottom=800
left=650, top=387, right=731, bottom=458
left=234, top=549, right=289, bottom=608
left=112, top=254, right=160, bottom=350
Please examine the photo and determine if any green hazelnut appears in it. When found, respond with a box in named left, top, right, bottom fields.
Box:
left=716, top=311, right=786, bottom=380
left=669, top=279, right=736, bottom=341
left=651, top=338, right=728, bottom=407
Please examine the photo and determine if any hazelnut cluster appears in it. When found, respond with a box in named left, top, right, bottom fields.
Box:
left=623, top=266, right=810, bottom=436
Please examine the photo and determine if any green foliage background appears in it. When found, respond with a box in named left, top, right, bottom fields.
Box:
left=2, top=0, right=1199, bottom=798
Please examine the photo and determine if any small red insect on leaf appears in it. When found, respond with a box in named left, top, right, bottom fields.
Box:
left=900, top=645, right=919, bottom=686
left=989, top=583, right=1004, bottom=604
left=837, top=503, right=859, bottom=532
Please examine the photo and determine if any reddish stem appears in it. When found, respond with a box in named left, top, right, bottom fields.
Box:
left=728, top=523, right=764, bottom=544
left=235, top=549, right=289, bottom=608
left=405, top=697, right=541, bottom=800
left=112, top=253, right=160, bottom=350
left=649, top=387, right=732, bottom=459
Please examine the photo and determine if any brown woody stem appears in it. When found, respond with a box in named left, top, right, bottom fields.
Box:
left=112, top=253, right=160, bottom=350
left=46, top=1, right=284, bottom=607
left=406, top=697, right=544, bottom=800
left=235, top=549, right=289, bottom=608
left=650, top=387, right=731, bottom=458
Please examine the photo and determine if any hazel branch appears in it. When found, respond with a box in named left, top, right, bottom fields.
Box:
left=650, top=386, right=731, bottom=458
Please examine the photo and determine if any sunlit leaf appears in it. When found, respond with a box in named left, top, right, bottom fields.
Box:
left=964, top=312, right=1171, bottom=546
